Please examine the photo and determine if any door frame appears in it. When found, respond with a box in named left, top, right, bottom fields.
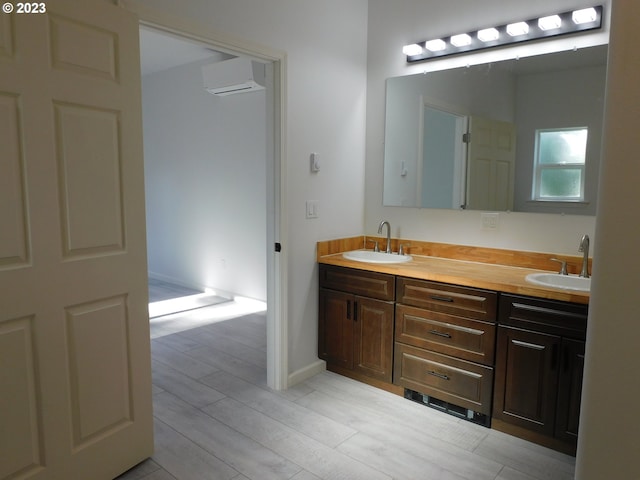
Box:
left=120, top=0, right=289, bottom=390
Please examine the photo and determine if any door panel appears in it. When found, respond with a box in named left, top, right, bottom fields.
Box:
left=353, top=297, right=394, bottom=381
left=0, top=1, right=152, bottom=479
left=0, top=93, right=29, bottom=267
left=318, top=289, right=353, bottom=369
left=54, top=102, right=125, bottom=256
left=556, top=338, right=585, bottom=442
left=467, top=116, right=516, bottom=211
left=493, top=326, right=559, bottom=435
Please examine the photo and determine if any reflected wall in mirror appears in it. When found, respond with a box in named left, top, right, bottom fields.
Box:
left=383, top=45, right=607, bottom=215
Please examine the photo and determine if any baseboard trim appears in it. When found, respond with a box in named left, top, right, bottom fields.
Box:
left=288, top=359, right=326, bottom=387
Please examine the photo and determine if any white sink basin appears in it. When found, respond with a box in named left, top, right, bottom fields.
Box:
left=343, top=250, right=412, bottom=264
left=525, top=273, right=591, bottom=292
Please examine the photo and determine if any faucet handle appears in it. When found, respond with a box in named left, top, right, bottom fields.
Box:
left=550, top=258, right=568, bottom=275
left=398, top=243, right=411, bottom=256
left=366, top=238, right=380, bottom=252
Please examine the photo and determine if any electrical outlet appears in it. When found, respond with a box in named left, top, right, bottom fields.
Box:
left=481, top=212, right=499, bottom=230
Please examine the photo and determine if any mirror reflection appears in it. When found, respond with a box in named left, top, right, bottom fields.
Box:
left=383, top=45, right=607, bottom=215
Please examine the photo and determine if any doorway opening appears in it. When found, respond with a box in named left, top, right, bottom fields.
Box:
left=137, top=20, right=286, bottom=390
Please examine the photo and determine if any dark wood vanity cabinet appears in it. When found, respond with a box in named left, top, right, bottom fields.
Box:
left=318, top=262, right=589, bottom=454
left=393, top=278, right=498, bottom=416
left=318, top=265, right=395, bottom=382
left=492, top=294, right=588, bottom=453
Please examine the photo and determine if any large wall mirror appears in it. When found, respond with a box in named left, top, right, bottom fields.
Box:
left=383, top=45, right=607, bottom=215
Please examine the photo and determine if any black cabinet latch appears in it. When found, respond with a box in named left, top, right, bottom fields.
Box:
left=275, top=242, right=282, bottom=252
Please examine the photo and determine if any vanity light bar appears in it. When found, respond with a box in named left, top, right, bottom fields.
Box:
left=403, top=5, right=603, bottom=63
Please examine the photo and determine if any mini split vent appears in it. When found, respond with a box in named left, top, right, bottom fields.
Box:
left=202, top=57, right=266, bottom=96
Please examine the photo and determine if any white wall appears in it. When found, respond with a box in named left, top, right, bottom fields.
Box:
left=366, top=0, right=609, bottom=254
left=576, top=1, right=640, bottom=477
left=142, top=59, right=267, bottom=301
left=133, top=0, right=369, bottom=375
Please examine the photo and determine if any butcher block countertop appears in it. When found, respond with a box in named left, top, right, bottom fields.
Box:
left=317, top=236, right=590, bottom=305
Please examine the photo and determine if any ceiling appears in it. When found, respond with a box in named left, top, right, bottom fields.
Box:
left=139, top=27, right=231, bottom=76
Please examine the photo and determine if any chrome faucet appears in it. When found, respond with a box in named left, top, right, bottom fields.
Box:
left=378, top=220, right=392, bottom=253
left=579, top=234, right=590, bottom=278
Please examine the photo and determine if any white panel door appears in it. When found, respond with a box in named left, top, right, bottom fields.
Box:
left=0, top=1, right=153, bottom=479
left=467, top=116, right=517, bottom=211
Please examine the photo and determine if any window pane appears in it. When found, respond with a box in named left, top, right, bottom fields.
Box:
left=539, top=129, right=588, bottom=165
left=540, top=168, right=582, bottom=197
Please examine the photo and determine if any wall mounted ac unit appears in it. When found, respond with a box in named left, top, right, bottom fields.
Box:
left=202, top=57, right=265, bottom=96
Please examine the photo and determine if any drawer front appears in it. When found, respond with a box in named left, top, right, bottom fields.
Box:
left=394, top=343, right=494, bottom=415
left=396, top=304, right=496, bottom=365
left=500, top=294, right=588, bottom=339
left=320, top=264, right=395, bottom=301
left=397, top=278, right=497, bottom=322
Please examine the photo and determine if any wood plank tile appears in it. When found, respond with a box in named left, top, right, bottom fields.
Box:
left=301, top=372, right=488, bottom=451
left=338, top=431, right=500, bottom=480
left=203, top=397, right=392, bottom=480
left=296, top=387, right=501, bottom=479
left=153, top=392, right=301, bottom=480
left=495, top=466, right=538, bottom=480
left=201, top=371, right=356, bottom=448
left=114, top=458, right=162, bottom=479
left=184, top=345, right=267, bottom=386
left=155, top=333, right=203, bottom=353
left=151, top=340, right=220, bottom=380
left=182, top=329, right=266, bottom=367
left=196, top=319, right=267, bottom=352
left=138, top=470, right=178, bottom=480
left=152, top=418, right=239, bottom=480
left=290, top=471, right=322, bottom=480
left=151, top=360, right=226, bottom=409
left=473, top=430, right=575, bottom=480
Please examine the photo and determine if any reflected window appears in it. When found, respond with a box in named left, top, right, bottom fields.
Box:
left=533, top=128, right=588, bottom=201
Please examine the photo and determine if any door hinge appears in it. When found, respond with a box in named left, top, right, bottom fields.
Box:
left=275, top=242, right=282, bottom=252
left=462, top=132, right=471, bottom=144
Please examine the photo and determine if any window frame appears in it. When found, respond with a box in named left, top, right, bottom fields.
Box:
left=532, top=127, right=588, bottom=202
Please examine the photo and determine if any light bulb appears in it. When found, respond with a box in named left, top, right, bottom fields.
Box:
left=538, top=15, right=562, bottom=31
left=450, top=33, right=472, bottom=47
left=477, top=28, right=499, bottom=42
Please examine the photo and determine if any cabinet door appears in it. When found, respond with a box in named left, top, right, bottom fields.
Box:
left=555, top=338, right=585, bottom=442
left=318, top=289, right=353, bottom=369
left=353, top=296, right=394, bottom=382
left=493, top=326, right=560, bottom=436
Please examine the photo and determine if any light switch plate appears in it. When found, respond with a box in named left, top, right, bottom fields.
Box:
left=306, top=200, right=319, bottom=219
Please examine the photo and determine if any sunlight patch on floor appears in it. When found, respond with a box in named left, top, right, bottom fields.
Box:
left=149, top=295, right=267, bottom=338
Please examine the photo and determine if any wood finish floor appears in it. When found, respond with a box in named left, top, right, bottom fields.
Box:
left=149, top=278, right=204, bottom=303
left=117, top=310, right=576, bottom=480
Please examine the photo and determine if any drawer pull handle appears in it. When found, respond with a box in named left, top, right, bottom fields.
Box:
left=427, top=370, right=450, bottom=381
left=429, top=330, right=452, bottom=339
left=430, top=294, right=454, bottom=303
left=512, top=339, right=545, bottom=351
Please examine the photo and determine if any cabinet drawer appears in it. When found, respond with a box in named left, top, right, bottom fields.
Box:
left=500, top=294, right=588, bottom=339
left=320, top=264, right=395, bottom=301
left=396, top=278, right=497, bottom=322
left=396, top=304, right=496, bottom=365
left=394, top=343, right=494, bottom=415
